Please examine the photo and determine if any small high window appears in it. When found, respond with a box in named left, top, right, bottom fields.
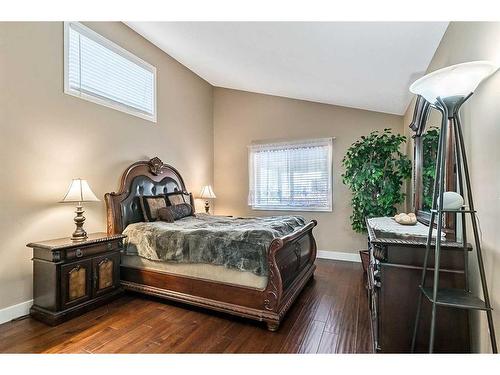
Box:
left=64, top=22, right=157, bottom=122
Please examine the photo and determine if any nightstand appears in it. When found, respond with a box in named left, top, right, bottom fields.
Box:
left=27, top=232, right=126, bottom=325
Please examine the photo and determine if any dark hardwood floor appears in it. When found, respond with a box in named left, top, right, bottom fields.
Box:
left=0, top=259, right=372, bottom=353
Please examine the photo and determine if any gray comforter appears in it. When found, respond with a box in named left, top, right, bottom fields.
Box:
left=123, top=214, right=306, bottom=276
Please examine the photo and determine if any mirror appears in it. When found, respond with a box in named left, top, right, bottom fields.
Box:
left=410, top=96, right=456, bottom=238
left=420, top=108, right=440, bottom=211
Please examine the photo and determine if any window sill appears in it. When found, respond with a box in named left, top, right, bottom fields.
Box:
left=250, top=207, right=332, bottom=213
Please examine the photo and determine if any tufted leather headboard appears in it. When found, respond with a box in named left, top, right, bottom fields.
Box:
left=105, top=157, right=194, bottom=234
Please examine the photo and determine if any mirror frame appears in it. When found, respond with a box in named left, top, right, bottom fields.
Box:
left=410, top=96, right=456, bottom=238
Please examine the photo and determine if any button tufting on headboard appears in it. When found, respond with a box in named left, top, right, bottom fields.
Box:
left=120, top=175, right=181, bottom=228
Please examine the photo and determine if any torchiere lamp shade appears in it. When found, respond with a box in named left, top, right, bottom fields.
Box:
left=410, top=61, right=498, bottom=104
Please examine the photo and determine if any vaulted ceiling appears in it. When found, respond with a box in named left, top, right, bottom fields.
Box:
left=127, top=22, right=448, bottom=115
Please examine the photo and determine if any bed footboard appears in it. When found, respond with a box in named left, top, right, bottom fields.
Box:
left=262, top=220, right=317, bottom=330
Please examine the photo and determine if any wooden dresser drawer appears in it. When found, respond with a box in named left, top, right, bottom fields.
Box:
left=66, top=240, right=121, bottom=261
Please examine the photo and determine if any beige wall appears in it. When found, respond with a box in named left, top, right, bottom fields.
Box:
left=213, top=88, right=404, bottom=253
left=402, top=22, right=500, bottom=352
left=0, top=22, right=213, bottom=310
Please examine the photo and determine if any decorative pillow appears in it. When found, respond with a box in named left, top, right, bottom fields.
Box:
left=157, top=207, right=175, bottom=223
left=166, top=191, right=190, bottom=206
left=139, top=195, right=168, bottom=222
left=159, top=203, right=194, bottom=221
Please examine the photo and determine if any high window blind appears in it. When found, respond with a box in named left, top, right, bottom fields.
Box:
left=248, top=138, right=333, bottom=212
left=64, top=22, right=157, bottom=122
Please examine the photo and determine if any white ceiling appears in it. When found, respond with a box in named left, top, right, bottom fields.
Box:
left=127, top=22, right=448, bottom=115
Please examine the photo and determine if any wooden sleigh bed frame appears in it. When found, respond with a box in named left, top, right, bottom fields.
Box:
left=105, top=157, right=317, bottom=331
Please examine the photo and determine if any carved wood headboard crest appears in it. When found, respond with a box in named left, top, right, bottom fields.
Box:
left=148, top=157, right=165, bottom=176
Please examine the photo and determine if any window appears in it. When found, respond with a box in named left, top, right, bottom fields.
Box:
left=248, top=138, right=333, bottom=212
left=64, top=22, right=157, bottom=122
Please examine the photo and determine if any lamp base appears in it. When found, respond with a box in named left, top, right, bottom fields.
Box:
left=204, top=200, right=210, bottom=214
left=71, top=204, right=88, bottom=241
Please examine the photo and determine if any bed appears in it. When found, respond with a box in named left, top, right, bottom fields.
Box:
left=105, top=157, right=317, bottom=330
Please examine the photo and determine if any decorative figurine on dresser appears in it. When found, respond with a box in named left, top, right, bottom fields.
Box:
left=27, top=232, right=125, bottom=325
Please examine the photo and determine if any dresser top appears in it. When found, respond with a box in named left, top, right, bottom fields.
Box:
left=27, top=232, right=126, bottom=251
left=366, top=217, right=470, bottom=249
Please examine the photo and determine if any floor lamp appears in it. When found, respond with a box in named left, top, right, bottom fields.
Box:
left=409, top=61, right=498, bottom=353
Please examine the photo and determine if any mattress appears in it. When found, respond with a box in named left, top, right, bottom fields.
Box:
left=121, top=254, right=268, bottom=290
left=122, top=214, right=306, bottom=276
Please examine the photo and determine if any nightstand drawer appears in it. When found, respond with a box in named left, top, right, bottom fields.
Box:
left=66, top=240, right=121, bottom=260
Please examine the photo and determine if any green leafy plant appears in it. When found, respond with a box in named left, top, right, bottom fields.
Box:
left=342, top=128, right=412, bottom=233
left=421, top=127, right=440, bottom=210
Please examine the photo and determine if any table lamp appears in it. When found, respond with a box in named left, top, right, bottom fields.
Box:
left=409, top=61, right=498, bottom=353
left=61, top=178, right=100, bottom=241
left=199, top=185, right=216, bottom=214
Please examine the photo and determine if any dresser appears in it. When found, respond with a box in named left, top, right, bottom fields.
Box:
left=366, top=218, right=471, bottom=353
left=27, top=232, right=126, bottom=325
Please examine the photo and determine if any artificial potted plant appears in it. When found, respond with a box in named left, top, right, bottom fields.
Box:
left=342, top=128, right=412, bottom=233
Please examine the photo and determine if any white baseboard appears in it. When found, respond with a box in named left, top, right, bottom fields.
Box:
left=317, top=250, right=361, bottom=263
left=0, top=299, right=33, bottom=325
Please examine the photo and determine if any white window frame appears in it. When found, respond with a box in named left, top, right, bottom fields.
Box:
left=248, top=137, right=334, bottom=212
left=63, top=21, right=157, bottom=123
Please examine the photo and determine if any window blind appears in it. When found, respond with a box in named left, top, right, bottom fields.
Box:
left=65, top=22, right=156, bottom=122
left=248, top=138, right=333, bottom=212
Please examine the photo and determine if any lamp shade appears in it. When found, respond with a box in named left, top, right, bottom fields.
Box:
left=410, top=61, right=498, bottom=104
left=61, top=179, right=100, bottom=203
left=199, top=185, right=216, bottom=199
